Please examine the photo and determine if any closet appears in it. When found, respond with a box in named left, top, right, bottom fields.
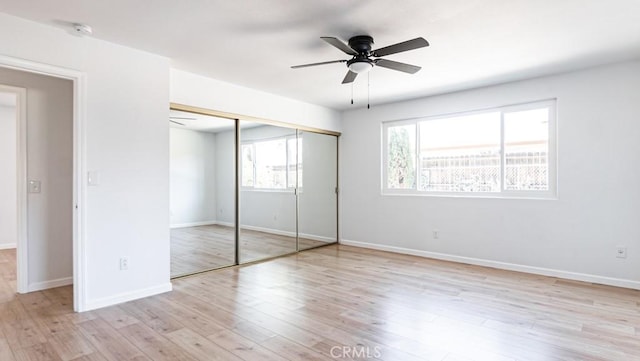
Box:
left=169, top=104, right=338, bottom=277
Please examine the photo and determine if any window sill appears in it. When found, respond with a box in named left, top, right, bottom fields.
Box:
left=241, top=188, right=296, bottom=194
left=381, top=191, right=557, bottom=201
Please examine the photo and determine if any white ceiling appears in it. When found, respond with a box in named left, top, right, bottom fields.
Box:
left=2, top=0, right=640, bottom=110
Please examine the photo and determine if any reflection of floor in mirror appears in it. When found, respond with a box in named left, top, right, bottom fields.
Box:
left=170, top=224, right=332, bottom=277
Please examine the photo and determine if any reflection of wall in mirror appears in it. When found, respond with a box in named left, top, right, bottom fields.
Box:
left=169, top=128, right=217, bottom=227
left=214, top=129, right=236, bottom=226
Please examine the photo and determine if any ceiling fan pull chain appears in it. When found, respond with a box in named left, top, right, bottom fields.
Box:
left=367, top=72, right=370, bottom=109
left=351, top=82, right=354, bottom=105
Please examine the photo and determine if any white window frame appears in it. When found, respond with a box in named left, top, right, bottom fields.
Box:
left=241, top=134, right=300, bottom=192
left=381, top=99, right=557, bottom=199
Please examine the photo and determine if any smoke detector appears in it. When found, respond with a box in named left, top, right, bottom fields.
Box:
left=72, top=23, right=93, bottom=36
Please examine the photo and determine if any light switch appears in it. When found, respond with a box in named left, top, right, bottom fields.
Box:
left=28, top=180, right=41, bottom=193
left=88, top=171, right=100, bottom=186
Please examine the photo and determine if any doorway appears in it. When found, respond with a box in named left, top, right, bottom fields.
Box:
left=0, top=68, right=74, bottom=304
left=0, top=87, right=20, bottom=299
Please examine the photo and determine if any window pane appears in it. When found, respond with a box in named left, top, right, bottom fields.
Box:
left=387, top=124, right=416, bottom=189
left=504, top=108, right=549, bottom=191
left=255, top=139, right=287, bottom=189
left=419, top=113, right=500, bottom=192
left=241, top=144, right=254, bottom=187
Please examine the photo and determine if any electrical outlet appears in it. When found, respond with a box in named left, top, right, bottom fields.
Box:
left=616, top=246, right=627, bottom=259
left=433, top=230, right=439, bottom=239
left=119, top=257, right=129, bottom=270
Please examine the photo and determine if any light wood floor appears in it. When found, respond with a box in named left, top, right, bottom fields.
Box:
left=2, top=245, right=640, bottom=360
left=171, top=225, right=330, bottom=277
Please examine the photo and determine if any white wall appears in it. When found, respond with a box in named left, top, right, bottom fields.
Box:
left=341, top=60, right=640, bottom=288
left=170, top=128, right=217, bottom=227
left=0, top=68, right=73, bottom=289
left=170, top=69, right=342, bottom=133
left=0, top=12, right=171, bottom=310
left=0, top=102, right=17, bottom=249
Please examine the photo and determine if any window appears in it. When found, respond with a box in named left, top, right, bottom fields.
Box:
left=241, top=135, right=301, bottom=190
left=382, top=100, right=556, bottom=198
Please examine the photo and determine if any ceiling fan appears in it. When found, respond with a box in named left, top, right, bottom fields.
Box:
left=291, top=35, right=429, bottom=84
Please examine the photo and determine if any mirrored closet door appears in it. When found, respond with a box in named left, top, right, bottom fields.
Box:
left=297, top=131, right=338, bottom=250
left=169, top=104, right=339, bottom=278
left=238, top=121, right=298, bottom=263
left=169, top=109, right=236, bottom=277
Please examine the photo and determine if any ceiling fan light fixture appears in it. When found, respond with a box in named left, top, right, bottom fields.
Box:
left=348, top=60, right=373, bottom=74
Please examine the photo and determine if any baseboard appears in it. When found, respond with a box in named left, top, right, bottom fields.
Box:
left=241, top=224, right=296, bottom=238
left=170, top=220, right=217, bottom=229
left=340, top=239, right=640, bottom=290
left=239, top=225, right=334, bottom=243
left=83, top=282, right=173, bottom=311
left=299, top=232, right=336, bottom=243
left=173, top=221, right=334, bottom=243
left=0, top=243, right=16, bottom=250
left=27, top=277, right=73, bottom=292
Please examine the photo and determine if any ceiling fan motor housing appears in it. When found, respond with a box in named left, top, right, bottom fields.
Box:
left=346, top=36, right=375, bottom=73
left=348, top=35, right=374, bottom=54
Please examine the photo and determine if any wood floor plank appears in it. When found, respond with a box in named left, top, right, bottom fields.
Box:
left=47, top=330, right=96, bottom=361
left=78, top=318, right=150, bottom=361
left=207, top=328, right=289, bottom=361
left=164, top=328, right=243, bottom=361
left=12, top=341, right=62, bottom=361
left=259, top=335, right=333, bottom=361
left=0, top=298, right=48, bottom=348
left=0, top=337, right=16, bottom=361
left=117, top=323, right=199, bottom=361
left=69, top=352, right=109, bottom=361
left=117, top=299, right=185, bottom=335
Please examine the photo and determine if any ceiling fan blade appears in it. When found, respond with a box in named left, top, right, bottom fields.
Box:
left=291, top=59, right=346, bottom=69
left=372, top=37, right=429, bottom=57
left=375, top=59, right=422, bottom=74
left=169, top=116, right=196, bottom=120
left=321, top=37, right=358, bottom=55
left=342, top=70, right=358, bottom=84
left=169, top=119, right=185, bottom=126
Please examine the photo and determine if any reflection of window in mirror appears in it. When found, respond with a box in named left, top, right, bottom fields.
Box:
left=287, top=137, right=302, bottom=189
left=256, top=138, right=286, bottom=188
left=241, top=135, right=301, bottom=190
left=241, top=144, right=255, bottom=187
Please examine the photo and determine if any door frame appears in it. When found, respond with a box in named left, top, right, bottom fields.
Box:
left=0, top=55, right=87, bottom=312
